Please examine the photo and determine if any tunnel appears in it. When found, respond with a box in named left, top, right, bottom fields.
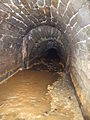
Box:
left=44, top=48, right=60, bottom=61
left=0, top=0, right=90, bottom=119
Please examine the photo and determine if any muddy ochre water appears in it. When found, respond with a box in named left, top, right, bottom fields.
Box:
left=0, top=69, right=84, bottom=120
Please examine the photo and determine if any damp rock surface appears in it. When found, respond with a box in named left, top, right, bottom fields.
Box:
left=0, top=70, right=84, bottom=120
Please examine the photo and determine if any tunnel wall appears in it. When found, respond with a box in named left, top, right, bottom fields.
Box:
left=0, top=0, right=90, bottom=119
left=26, top=25, right=67, bottom=66
left=0, top=31, right=22, bottom=81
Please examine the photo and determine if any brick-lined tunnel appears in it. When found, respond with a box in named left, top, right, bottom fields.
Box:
left=0, top=0, right=90, bottom=119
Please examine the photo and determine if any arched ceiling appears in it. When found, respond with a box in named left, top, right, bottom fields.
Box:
left=0, top=0, right=90, bottom=119
left=0, top=0, right=89, bottom=57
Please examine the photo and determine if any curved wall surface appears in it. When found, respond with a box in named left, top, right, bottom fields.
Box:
left=0, top=0, right=90, bottom=119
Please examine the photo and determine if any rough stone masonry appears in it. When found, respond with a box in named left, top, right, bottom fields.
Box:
left=0, top=0, right=90, bottom=119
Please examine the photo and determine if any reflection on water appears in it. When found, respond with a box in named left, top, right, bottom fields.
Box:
left=0, top=70, right=83, bottom=120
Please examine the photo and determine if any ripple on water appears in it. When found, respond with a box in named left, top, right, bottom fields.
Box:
left=0, top=70, right=84, bottom=120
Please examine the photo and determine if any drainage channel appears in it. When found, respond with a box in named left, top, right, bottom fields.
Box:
left=0, top=59, right=84, bottom=120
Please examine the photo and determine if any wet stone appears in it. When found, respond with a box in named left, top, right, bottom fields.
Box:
left=52, top=0, right=58, bottom=8
left=0, top=68, right=84, bottom=120
left=45, top=0, right=51, bottom=6
left=38, top=0, right=44, bottom=6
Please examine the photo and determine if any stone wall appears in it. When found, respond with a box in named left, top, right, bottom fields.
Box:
left=27, top=25, right=67, bottom=66
left=0, top=0, right=90, bottom=119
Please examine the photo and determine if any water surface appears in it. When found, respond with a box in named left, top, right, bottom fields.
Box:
left=0, top=70, right=84, bottom=120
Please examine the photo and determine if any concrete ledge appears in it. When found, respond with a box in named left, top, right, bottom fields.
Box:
left=70, top=69, right=90, bottom=120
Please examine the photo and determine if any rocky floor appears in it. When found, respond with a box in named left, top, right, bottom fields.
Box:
left=0, top=69, right=84, bottom=120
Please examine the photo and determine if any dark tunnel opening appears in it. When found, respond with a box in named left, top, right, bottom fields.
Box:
left=27, top=37, right=67, bottom=72
left=29, top=46, right=65, bottom=72
left=44, top=48, right=60, bottom=62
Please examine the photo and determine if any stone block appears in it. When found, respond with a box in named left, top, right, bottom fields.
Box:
left=45, top=0, right=51, bottom=6
left=52, top=0, right=58, bottom=8
left=38, top=0, right=44, bottom=6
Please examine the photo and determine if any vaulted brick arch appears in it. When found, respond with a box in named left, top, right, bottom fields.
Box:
left=0, top=0, right=90, bottom=119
